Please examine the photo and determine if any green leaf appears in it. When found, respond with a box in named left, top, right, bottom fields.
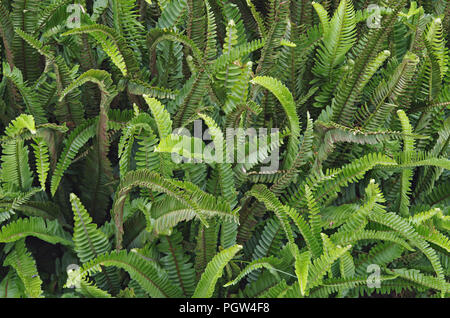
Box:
left=193, top=244, right=243, bottom=298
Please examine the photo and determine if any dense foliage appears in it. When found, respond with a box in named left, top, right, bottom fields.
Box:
left=0, top=0, right=449, bottom=298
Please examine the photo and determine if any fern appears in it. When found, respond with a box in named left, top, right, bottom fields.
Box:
left=62, top=24, right=139, bottom=78
left=78, top=249, right=183, bottom=298
left=251, top=76, right=300, bottom=170
left=193, top=244, right=242, bottom=298
left=3, top=239, right=43, bottom=298
left=0, top=217, right=72, bottom=246
left=50, top=118, right=97, bottom=196
left=0, top=0, right=448, bottom=300
left=31, top=137, right=50, bottom=190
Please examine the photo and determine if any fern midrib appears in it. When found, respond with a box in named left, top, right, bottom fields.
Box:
left=174, top=73, right=203, bottom=128
left=21, top=0, right=28, bottom=80
left=363, top=59, right=410, bottom=129
left=97, top=258, right=171, bottom=298
left=323, top=0, right=352, bottom=79
left=0, top=6, right=15, bottom=69
left=0, top=230, right=71, bottom=245
left=15, top=141, right=23, bottom=190
left=334, top=7, right=400, bottom=124
left=73, top=200, right=99, bottom=258
left=253, top=1, right=285, bottom=80
left=73, top=199, right=115, bottom=292
left=167, top=236, right=188, bottom=297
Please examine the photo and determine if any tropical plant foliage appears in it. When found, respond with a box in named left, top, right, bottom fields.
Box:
left=0, top=0, right=449, bottom=298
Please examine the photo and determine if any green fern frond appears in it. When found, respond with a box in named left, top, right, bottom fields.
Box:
left=31, top=137, right=49, bottom=190
left=70, top=193, right=111, bottom=263
left=294, top=248, right=312, bottom=296
left=79, top=249, right=183, bottom=298
left=193, top=244, right=243, bottom=298
left=157, top=230, right=196, bottom=297
left=62, top=24, right=139, bottom=78
left=4, top=114, right=36, bottom=138
left=112, top=169, right=235, bottom=248
left=1, top=139, right=34, bottom=192
left=143, top=95, right=172, bottom=139
left=70, top=193, right=120, bottom=294
left=3, top=239, right=42, bottom=298
left=0, top=217, right=72, bottom=246
left=247, top=184, right=294, bottom=244
left=388, top=268, right=449, bottom=294
left=224, top=257, right=279, bottom=287
left=251, top=76, right=300, bottom=170
left=312, top=0, right=356, bottom=79
left=2, top=62, right=46, bottom=124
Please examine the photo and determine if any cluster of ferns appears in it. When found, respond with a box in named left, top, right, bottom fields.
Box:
left=0, top=0, right=449, bottom=298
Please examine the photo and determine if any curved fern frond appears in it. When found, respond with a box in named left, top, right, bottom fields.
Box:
left=388, top=268, right=449, bottom=294
left=251, top=76, right=300, bottom=170
left=224, top=257, right=279, bottom=287
left=31, top=137, right=49, bottom=190
left=3, top=62, right=46, bottom=124
left=368, top=209, right=445, bottom=283
left=79, top=250, right=183, bottom=298
left=0, top=217, right=72, bottom=246
left=143, top=95, right=172, bottom=139
left=3, top=239, right=42, bottom=298
left=70, top=193, right=111, bottom=263
left=4, top=114, right=36, bottom=138
left=193, top=244, right=243, bottom=298
left=60, top=69, right=118, bottom=103
left=312, top=0, right=356, bottom=79
left=50, top=118, right=97, bottom=196
left=62, top=24, right=139, bottom=78
left=247, top=184, right=294, bottom=244
left=112, top=169, right=235, bottom=249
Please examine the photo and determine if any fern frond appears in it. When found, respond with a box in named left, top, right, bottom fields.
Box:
left=313, top=0, right=356, bottom=79
left=3, top=239, right=42, bottom=298
left=157, top=230, right=196, bottom=297
left=193, top=244, right=243, bottom=298
left=3, top=62, right=46, bottom=124
left=62, top=24, right=139, bottom=78
left=79, top=250, right=183, bottom=298
left=0, top=217, right=72, bottom=246
left=50, top=118, right=97, bottom=196
left=31, top=137, right=49, bottom=190
left=247, top=184, right=294, bottom=244
left=251, top=76, right=300, bottom=170
left=143, top=95, right=172, bottom=139
left=388, top=268, right=449, bottom=294
left=112, top=169, right=235, bottom=248
left=224, top=257, right=279, bottom=287
left=1, top=139, right=34, bottom=192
